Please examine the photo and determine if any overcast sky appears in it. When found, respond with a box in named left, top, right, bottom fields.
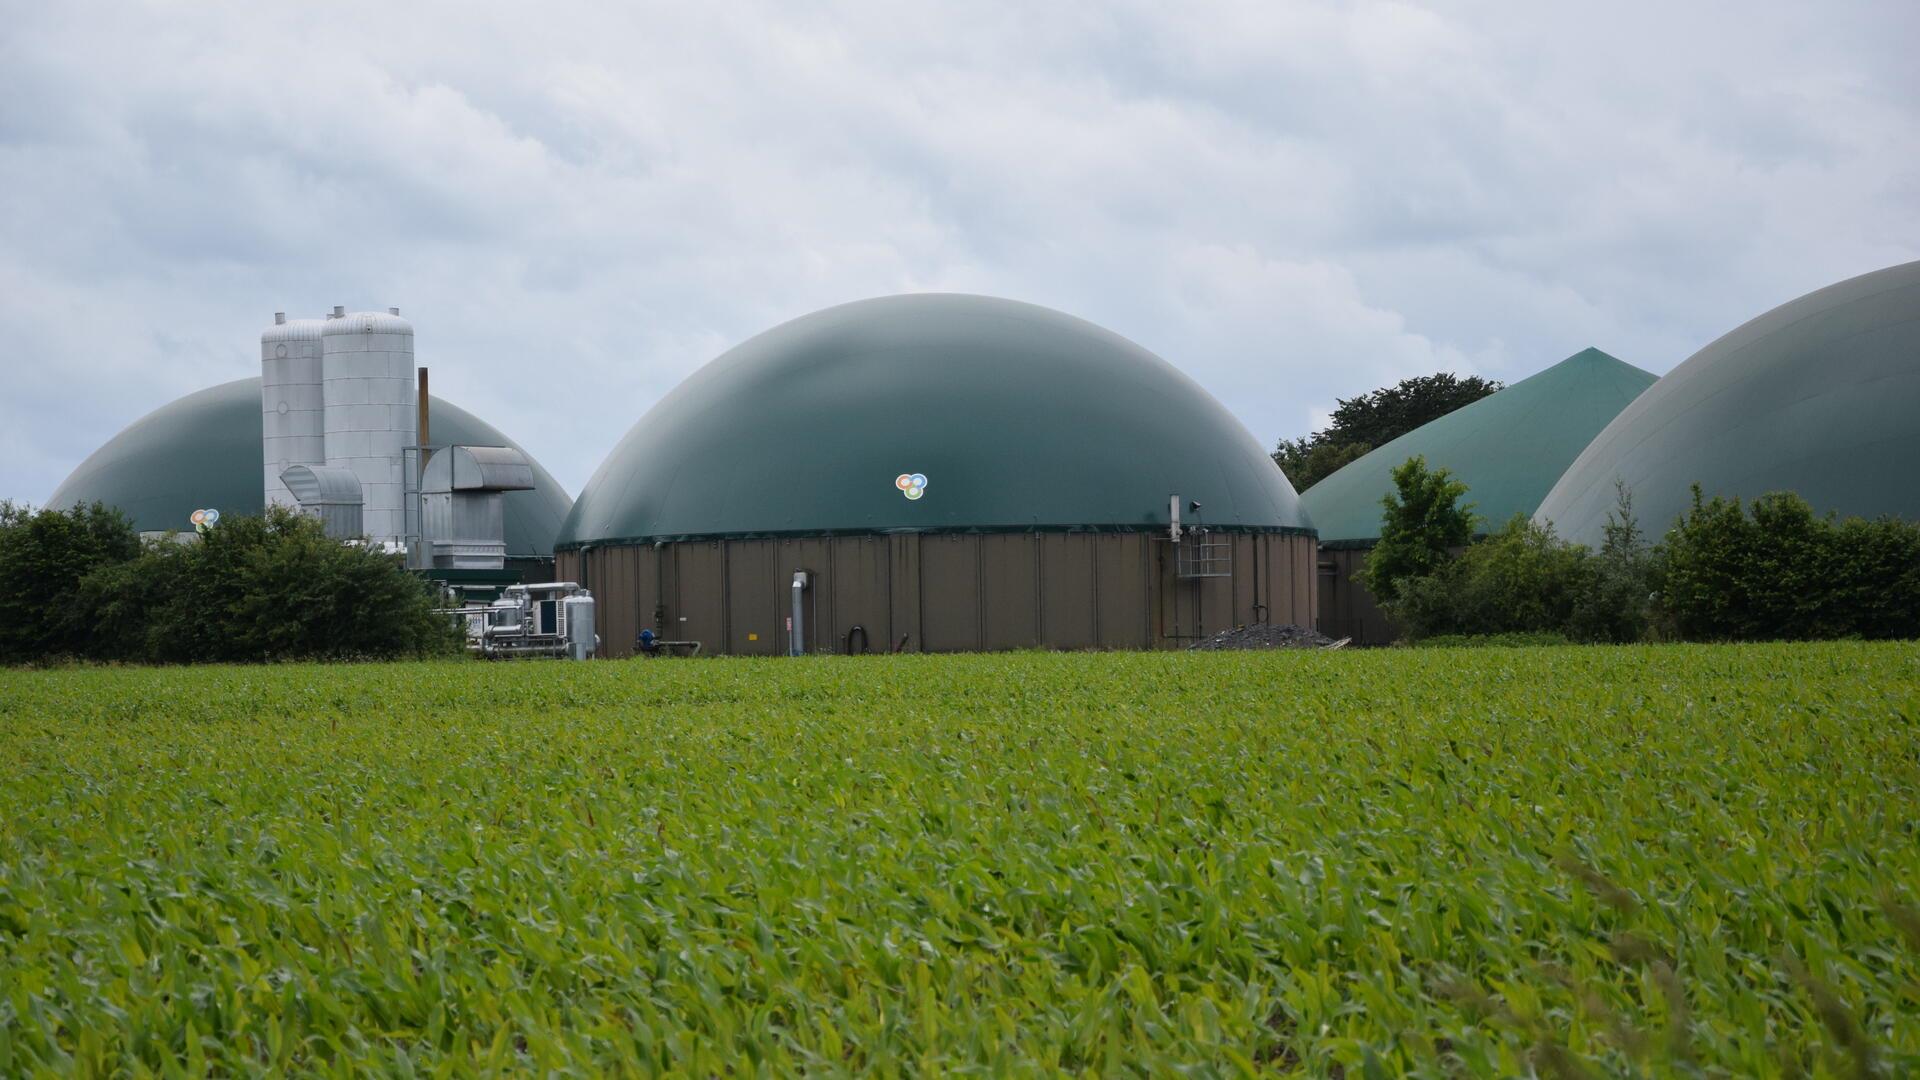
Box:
left=4, top=0, right=1916, bottom=504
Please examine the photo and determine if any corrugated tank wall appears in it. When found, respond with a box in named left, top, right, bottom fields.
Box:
left=1316, top=545, right=1399, bottom=645
left=558, top=530, right=1318, bottom=657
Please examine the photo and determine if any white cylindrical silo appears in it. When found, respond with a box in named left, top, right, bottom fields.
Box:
left=321, top=308, right=416, bottom=543
left=261, top=313, right=328, bottom=510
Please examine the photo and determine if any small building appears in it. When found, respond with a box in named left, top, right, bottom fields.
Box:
left=1537, top=261, right=1920, bottom=547
left=556, top=294, right=1318, bottom=655
left=1302, top=349, right=1656, bottom=643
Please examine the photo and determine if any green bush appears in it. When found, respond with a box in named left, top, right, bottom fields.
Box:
left=1391, top=514, right=1595, bottom=639
left=1830, top=515, right=1920, bottom=638
left=71, top=508, right=463, bottom=663
left=1384, top=478, right=1920, bottom=645
left=1362, top=456, right=1475, bottom=607
left=1657, top=487, right=1920, bottom=641
left=0, top=501, right=140, bottom=662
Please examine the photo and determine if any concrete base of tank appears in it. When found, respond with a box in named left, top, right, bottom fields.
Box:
left=558, top=529, right=1318, bottom=657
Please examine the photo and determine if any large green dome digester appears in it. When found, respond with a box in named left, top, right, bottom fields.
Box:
left=1536, top=261, right=1920, bottom=547
left=48, top=378, right=573, bottom=557
left=558, top=294, right=1312, bottom=546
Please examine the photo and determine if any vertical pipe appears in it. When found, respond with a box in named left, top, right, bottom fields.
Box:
left=417, top=367, right=430, bottom=446
left=790, top=571, right=806, bottom=656
left=1251, top=533, right=1263, bottom=624
left=1033, top=534, right=1044, bottom=647
left=719, top=541, right=731, bottom=651
left=974, top=535, right=984, bottom=652
left=1090, top=534, right=1101, bottom=646
left=409, top=366, right=430, bottom=569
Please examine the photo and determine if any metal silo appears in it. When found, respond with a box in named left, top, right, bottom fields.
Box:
left=260, top=313, right=327, bottom=510
left=321, top=307, right=415, bottom=544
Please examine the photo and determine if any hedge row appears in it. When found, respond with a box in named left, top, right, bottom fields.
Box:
left=1368, top=461, right=1920, bottom=643
left=0, top=502, right=462, bottom=664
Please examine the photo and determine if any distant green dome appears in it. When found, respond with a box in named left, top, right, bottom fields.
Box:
left=558, top=294, right=1310, bottom=546
left=1301, top=349, right=1656, bottom=545
left=1537, top=262, right=1920, bottom=547
left=48, top=378, right=572, bottom=557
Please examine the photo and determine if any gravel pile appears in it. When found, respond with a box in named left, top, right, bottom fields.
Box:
left=1188, top=623, right=1346, bottom=651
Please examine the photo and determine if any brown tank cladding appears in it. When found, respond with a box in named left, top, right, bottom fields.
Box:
left=562, top=531, right=1317, bottom=656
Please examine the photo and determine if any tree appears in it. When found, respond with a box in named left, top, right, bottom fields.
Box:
left=1362, top=456, right=1475, bottom=608
left=0, top=501, right=140, bottom=662
left=1566, top=482, right=1656, bottom=643
left=1269, top=438, right=1371, bottom=493
left=71, top=507, right=464, bottom=663
left=1273, top=372, right=1503, bottom=490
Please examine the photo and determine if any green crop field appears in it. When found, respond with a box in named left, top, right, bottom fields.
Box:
left=2, top=643, right=1917, bottom=1076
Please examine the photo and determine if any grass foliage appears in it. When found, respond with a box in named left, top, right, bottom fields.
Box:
left=3, top=644, right=1917, bottom=1075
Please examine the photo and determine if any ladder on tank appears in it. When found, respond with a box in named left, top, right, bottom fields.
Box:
left=1175, top=529, right=1232, bottom=578
left=1168, top=494, right=1232, bottom=578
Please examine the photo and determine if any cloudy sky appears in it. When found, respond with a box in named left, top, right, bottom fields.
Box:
left=3, top=0, right=1915, bottom=503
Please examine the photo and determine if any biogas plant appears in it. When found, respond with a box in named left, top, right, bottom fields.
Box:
left=50, top=260, right=1920, bottom=655
left=54, top=306, right=593, bottom=659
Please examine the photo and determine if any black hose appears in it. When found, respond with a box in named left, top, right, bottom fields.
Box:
left=845, top=624, right=869, bottom=655
left=892, top=633, right=911, bottom=654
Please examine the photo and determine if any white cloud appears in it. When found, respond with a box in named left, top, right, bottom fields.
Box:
left=2, top=0, right=1916, bottom=502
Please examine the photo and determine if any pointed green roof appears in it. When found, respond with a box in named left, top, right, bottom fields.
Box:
left=1299, top=349, right=1656, bottom=544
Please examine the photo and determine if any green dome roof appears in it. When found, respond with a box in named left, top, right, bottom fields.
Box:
left=1301, top=349, right=1656, bottom=544
left=1537, top=261, right=1920, bottom=547
left=48, top=378, right=572, bottom=557
left=558, top=294, right=1310, bottom=547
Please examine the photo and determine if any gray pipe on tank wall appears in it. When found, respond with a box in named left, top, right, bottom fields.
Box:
left=405, top=365, right=431, bottom=569
left=790, top=570, right=809, bottom=656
